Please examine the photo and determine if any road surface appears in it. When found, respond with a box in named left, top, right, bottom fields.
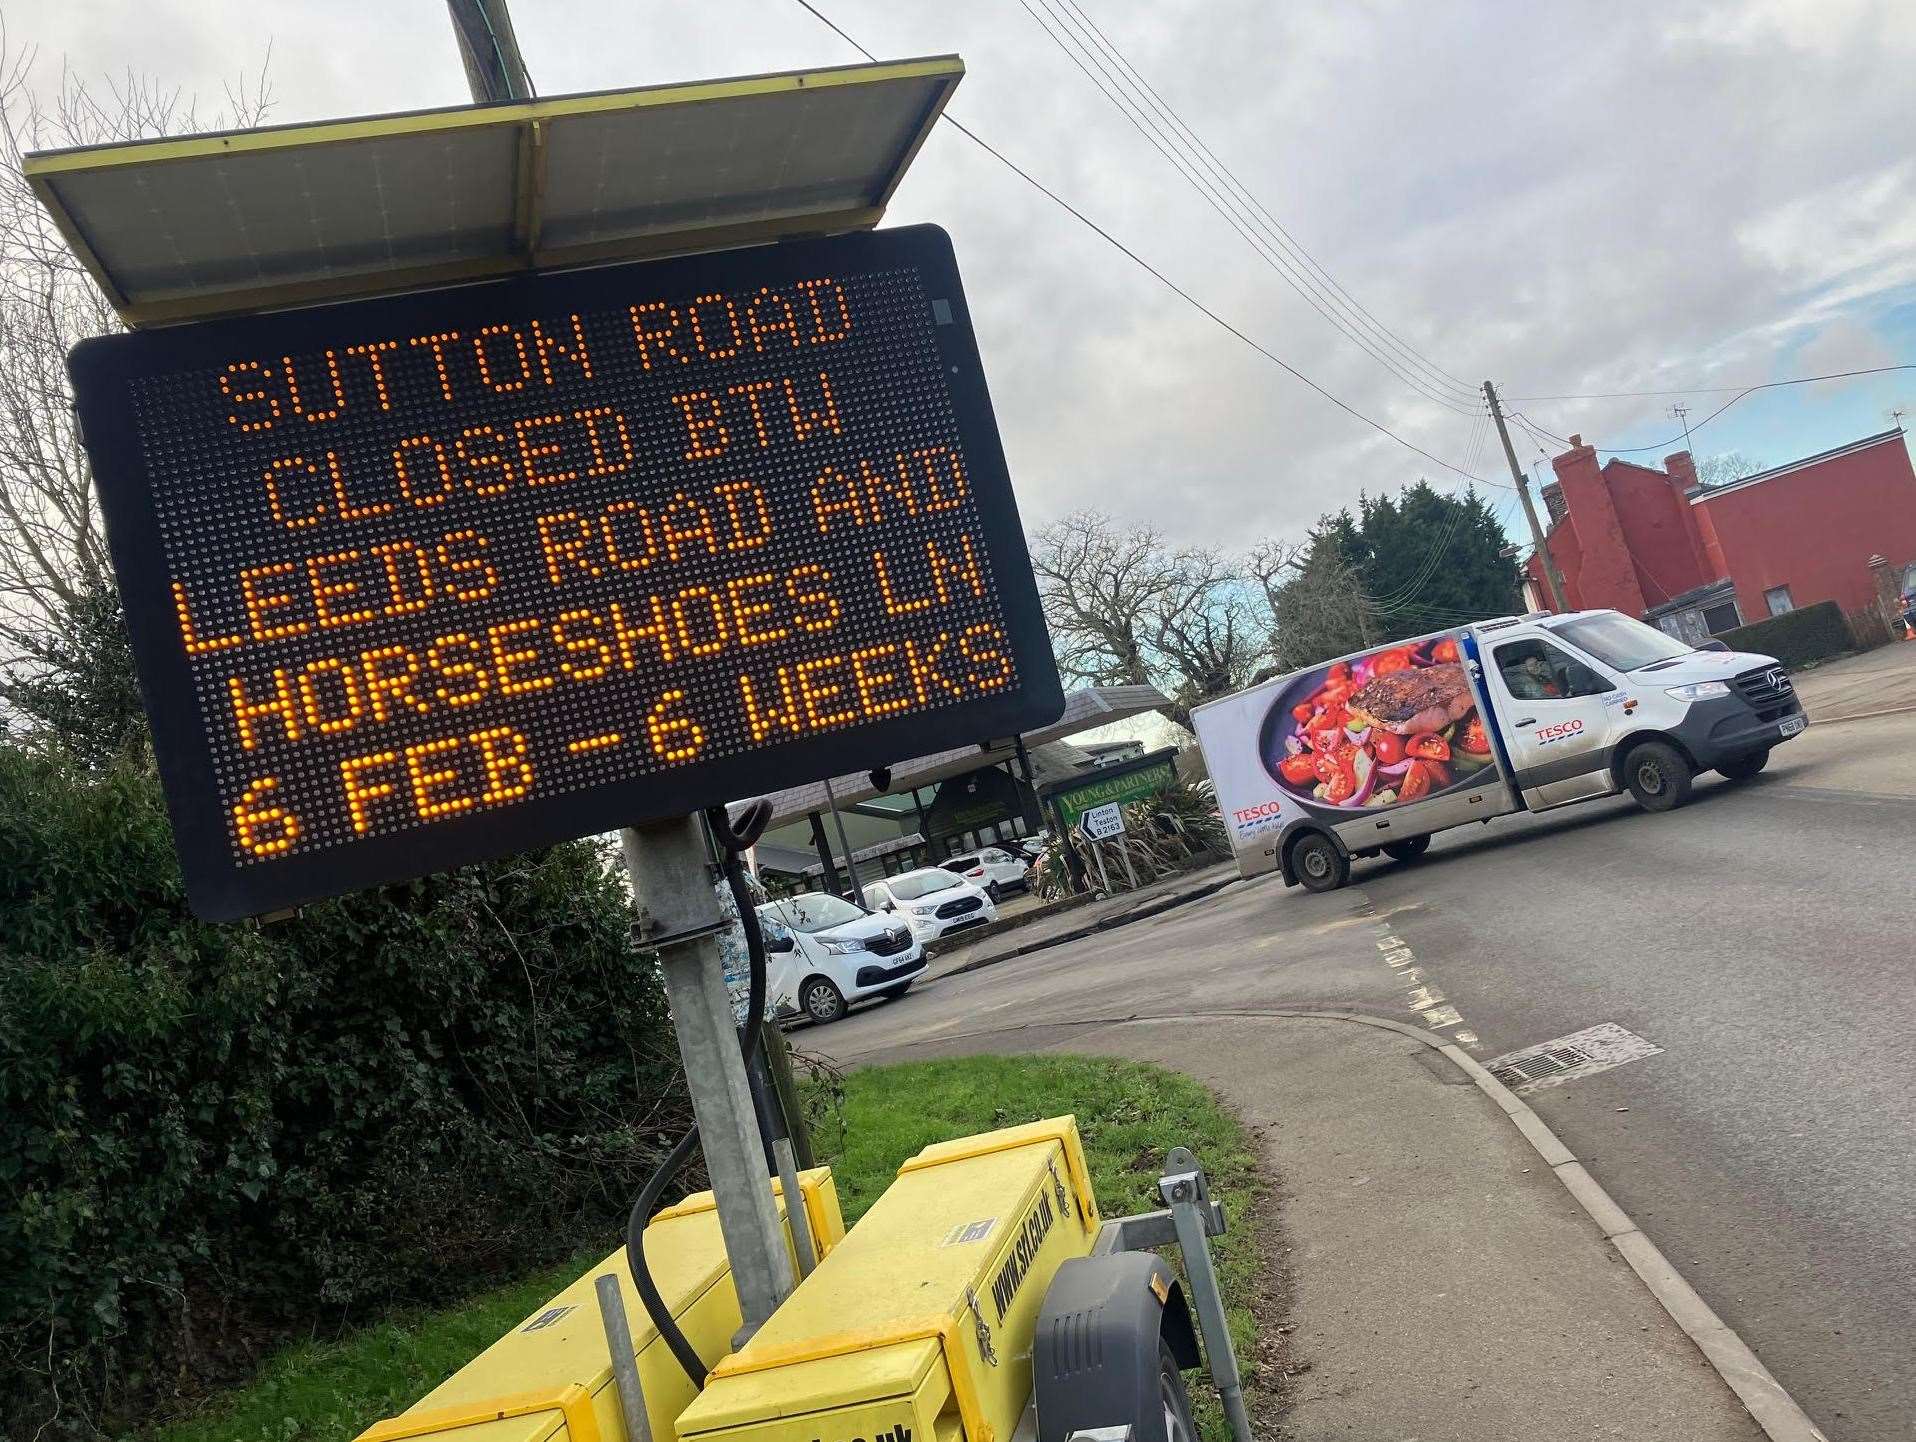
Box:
left=812, top=712, right=1916, bottom=1440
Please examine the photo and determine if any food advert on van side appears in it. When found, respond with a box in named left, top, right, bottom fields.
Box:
left=1193, top=632, right=1497, bottom=867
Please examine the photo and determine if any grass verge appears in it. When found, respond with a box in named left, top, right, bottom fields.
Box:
left=149, top=1055, right=1264, bottom=1442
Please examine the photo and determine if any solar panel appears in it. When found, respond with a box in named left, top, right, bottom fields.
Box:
left=25, top=57, right=962, bottom=328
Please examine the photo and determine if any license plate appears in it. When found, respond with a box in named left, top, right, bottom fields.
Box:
left=1779, top=715, right=1806, bottom=737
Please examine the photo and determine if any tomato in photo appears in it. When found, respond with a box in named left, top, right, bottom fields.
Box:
left=1399, top=761, right=1432, bottom=801
left=1279, top=752, right=1318, bottom=785
left=1459, top=715, right=1491, bottom=754
left=1372, top=731, right=1405, bottom=765
left=1432, top=637, right=1460, bottom=663
left=1407, top=734, right=1450, bottom=761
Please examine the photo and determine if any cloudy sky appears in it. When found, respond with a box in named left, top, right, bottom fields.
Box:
left=15, top=0, right=1916, bottom=553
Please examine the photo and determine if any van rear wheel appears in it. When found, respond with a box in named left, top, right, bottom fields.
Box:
left=1625, top=740, right=1694, bottom=812
left=1290, top=832, right=1350, bottom=892
left=1383, top=835, right=1431, bottom=862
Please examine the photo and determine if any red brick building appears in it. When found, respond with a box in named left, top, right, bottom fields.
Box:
left=1523, top=429, right=1916, bottom=642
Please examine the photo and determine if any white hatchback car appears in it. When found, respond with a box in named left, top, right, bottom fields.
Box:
left=861, top=867, right=999, bottom=944
left=757, top=893, right=924, bottom=1025
left=939, top=847, right=1031, bottom=901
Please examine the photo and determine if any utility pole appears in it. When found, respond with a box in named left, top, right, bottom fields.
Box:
left=1485, top=380, right=1568, bottom=612
left=446, top=0, right=534, bottom=102
left=1670, top=403, right=1695, bottom=459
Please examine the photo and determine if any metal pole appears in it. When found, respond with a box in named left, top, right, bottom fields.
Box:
left=821, top=776, right=864, bottom=901
left=1089, top=835, right=1111, bottom=894
left=1162, top=1156, right=1254, bottom=1442
left=772, top=1136, right=818, bottom=1280
left=594, top=1274, right=652, bottom=1442
left=762, top=1025, right=815, bottom=1169
left=445, top=0, right=533, bottom=102
left=1118, top=837, right=1138, bottom=891
left=1485, top=380, right=1568, bottom=612
left=623, top=816, right=793, bottom=1337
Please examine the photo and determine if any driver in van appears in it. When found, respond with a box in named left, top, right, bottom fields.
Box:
left=1504, top=650, right=1562, bottom=700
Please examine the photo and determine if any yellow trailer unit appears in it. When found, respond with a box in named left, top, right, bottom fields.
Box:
left=676, top=1118, right=1097, bottom=1442
left=354, top=1170, right=844, bottom=1442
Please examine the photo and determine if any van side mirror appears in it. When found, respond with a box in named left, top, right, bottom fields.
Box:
left=764, top=932, right=794, bottom=953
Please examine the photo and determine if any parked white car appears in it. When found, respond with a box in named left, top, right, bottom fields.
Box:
left=861, top=867, right=1000, bottom=944
left=757, top=892, right=925, bottom=1025
left=939, top=846, right=1031, bottom=901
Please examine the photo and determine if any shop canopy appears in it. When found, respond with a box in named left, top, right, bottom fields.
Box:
left=25, top=55, right=962, bottom=327
left=748, top=684, right=1173, bottom=830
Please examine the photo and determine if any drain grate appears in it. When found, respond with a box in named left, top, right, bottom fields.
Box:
left=1485, top=1023, right=1663, bottom=1093
left=1493, top=1046, right=1586, bottom=1085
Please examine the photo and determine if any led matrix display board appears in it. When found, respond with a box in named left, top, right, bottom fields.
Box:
left=72, top=225, right=1061, bottom=920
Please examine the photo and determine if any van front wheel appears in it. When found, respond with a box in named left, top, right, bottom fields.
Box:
left=1717, top=749, right=1771, bottom=782
left=1625, top=740, right=1694, bottom=813
left=1290, top=832, right=1350, bottom=892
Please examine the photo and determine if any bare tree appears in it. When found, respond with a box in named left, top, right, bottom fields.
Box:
left=0, top=32, right=271, bottom=653
left=1031, top=511, right=1176, bottom=691
left=1147, top=546, right=1264, bottom=717
left=1696, top=450, right=1762, bottom=490
left=1031, top=511, right=1269, bottom=728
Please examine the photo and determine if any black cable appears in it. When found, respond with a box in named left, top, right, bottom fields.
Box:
left=1515, top=365, right=1916, bottom=455
left=622, top=802, right=779, bottom=1389
left=1018, top=0, right=1479, bottom=414
left=1058, top=0, right=1479, bottom=399
left=1507, top=364, right=1914, bottom=403
left=624, top=1126, right=706, bottom=1383
left=786, top=0, right=1505, bottom=489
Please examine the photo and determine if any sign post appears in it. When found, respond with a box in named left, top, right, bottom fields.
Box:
left=623, top=815, right=792, bottom=1337
left=1080, top=801, right=1136, bottom=891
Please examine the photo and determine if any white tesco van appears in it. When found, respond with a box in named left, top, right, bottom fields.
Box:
left=757, top=893, right=925, bottom=1024
left=1194, top=609, right=1807, bottom=893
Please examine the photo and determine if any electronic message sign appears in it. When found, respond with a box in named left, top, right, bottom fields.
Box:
left=71, top=225, right=1062, bottom=920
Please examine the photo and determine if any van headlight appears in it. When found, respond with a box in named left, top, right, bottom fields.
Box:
left=820, top=938, right=865, bottom=955
left=1665, top=681, right=1730, bottom=701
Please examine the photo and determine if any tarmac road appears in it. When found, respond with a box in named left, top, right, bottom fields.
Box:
left=815, top=713, right=1916, bottom=1440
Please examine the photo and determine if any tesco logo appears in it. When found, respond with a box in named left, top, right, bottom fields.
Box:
left=1535, top=719, right=1585, bottom=744
left=1234, top=801, right=1284, bottom=822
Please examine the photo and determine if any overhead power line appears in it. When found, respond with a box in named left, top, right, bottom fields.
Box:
left=1514, top=364, right=1916, bottom=454
left=786, top=0, right=1507, bottom=488
left=1018, top=0, right=1481, bottom=415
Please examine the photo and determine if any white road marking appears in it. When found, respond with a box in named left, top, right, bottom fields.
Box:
left=1353, top=887, right=1479, bottom=1047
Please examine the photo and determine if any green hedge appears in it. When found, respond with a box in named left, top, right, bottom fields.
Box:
left=1716, top=600, right=1854, bottom=668
left=0, top=748, right=684, bottom=1439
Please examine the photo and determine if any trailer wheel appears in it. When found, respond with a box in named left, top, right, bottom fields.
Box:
left=1290, top=831, right=1349, bottom=892
left=1382, top=835, right=1431, bottom=862
left=1625, top=740, right=1693, bottom=812
left=1158, top=1341, right=1198, bottom=1442
left=1717, top=748, right=1771, bottom=782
